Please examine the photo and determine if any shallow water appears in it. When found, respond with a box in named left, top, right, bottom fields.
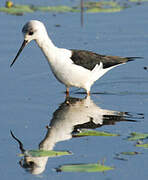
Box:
left=0, top=1, right=148, bottom=180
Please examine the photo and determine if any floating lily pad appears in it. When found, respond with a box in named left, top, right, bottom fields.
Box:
left=0, top=5, right=34, bottom=15
left=120, top=151, right=141, bottom=155
left=0, top=4, right=78, bottom=15
left=86, top=7, right=124, bottom=13
left=136, top=143, right=148, bottom=148
left=35, top=6, right=79, bottom=12
left=129, top=0, right=148, bottom=2
left=85, top=1, right=125, bottom=13
left=73, top=129, right=119, bottom=137
left=84, top=1, right=122, bottom=8
left=114, top=151, right=141, bottom=161
left=57, top=163, right=114, bottom=172
left=19, top=149, right=71, bottom=157
left=127, top=132, right=148, bottom=141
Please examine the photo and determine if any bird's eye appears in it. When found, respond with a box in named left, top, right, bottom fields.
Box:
left=28, top=31, right=34, bottom=35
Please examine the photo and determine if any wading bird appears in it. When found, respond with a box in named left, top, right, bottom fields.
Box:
left=10, top=20, right=140, bottom=96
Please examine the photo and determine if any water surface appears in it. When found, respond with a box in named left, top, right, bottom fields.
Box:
left=0, top=2, right=148, bottom=180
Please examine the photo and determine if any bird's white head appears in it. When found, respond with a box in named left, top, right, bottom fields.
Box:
left=10, top=20, right=47, bottom=67
left=22, top=20, right=46, bottom=43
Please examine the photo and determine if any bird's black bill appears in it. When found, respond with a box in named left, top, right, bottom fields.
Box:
left=10, top=40, right=28, bottom=67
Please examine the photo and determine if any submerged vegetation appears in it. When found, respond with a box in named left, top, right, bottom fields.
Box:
left=0, top=0, right=148, bottom=15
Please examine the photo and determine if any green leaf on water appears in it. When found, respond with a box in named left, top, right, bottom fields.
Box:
left=84, top=1, right=119, bottom=8
left=57, top=163, right=114, bottom=172
left=0, top=4, right=79, bottom=15
left=0, top=4, right=34, bottom=15
left=86, top=7, right=124, bottom=13
left=127, top=132, right=148, bottom=141
left=35, top=6, right=79, bottom=13
left=19, top=150, right=71, bottom=157
left=129, top=0, right=148, bottom=2
left=120, top=151, right=141, bottom=155
left=136, top=143, right=148, bottom=148
left=85, top=1, right=125, bottom=13
left=73, top=129, right=119, bottom=137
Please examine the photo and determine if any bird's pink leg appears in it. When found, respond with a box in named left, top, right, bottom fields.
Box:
left=66, top=87, right=69, bottom=97
left=87, top=91, right=90, bottom=96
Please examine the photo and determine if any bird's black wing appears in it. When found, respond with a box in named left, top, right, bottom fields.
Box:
left=70, top=49, right=137, bottom=70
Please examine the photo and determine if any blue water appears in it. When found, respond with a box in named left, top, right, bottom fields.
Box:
left=0, top=1, right=148, bottom=180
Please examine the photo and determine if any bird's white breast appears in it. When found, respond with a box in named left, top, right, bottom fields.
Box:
left=47, top=48, right=92, bottom=88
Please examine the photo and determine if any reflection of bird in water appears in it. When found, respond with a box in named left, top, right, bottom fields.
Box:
left=11, top=96, right=142, bottom=175
left=10, top=20, right=141, bottom=96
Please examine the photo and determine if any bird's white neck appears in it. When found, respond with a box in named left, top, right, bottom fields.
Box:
left=35, top=32, right=72, bottom=70
left=35, top=32, right=58, bottom=63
